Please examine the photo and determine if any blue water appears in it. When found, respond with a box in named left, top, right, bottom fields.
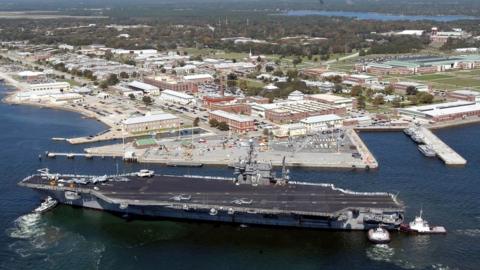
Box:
left=0, top=83, right=479, bottom=270
left=283, top=10, right=480, bottom=22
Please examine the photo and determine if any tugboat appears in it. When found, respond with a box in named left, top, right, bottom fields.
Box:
left=368, top=227, right=391, bottom=244
left=400, top=210, right=447, bottom=234
left=34, top=196, right=58, bottom=213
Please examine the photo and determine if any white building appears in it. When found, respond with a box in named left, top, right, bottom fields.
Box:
left=28, top=82, right=70, bottom=93
left=128, top=81, right=160, bottom=95
left=397, top=101, right=480, bottom=122
left=123, top=113, right=179, bottom=133
left=288, top=90, right=305, bottom=101
left=183, top=74, right=214, bottom=84
left=159, top=89, right=196, bottom=105
left=395, top=30, right=424, bottom=36
left=300, top=114, right=343, bottom=132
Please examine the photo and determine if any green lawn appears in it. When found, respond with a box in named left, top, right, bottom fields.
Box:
left=408, top=74, right=454, bottom=81
left=433, top=77, right=480, bottom=88
left=241, top=78, right=265, bottom=88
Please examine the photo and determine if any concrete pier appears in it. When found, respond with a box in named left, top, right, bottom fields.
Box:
left=347, top=129, right=378, bottom=169
left=417, top=127, right=467, bottom=166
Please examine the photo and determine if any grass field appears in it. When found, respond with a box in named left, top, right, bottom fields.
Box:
left=408, top=74, right=454, bottom=81
left=434, top=78, right=480, bottom=88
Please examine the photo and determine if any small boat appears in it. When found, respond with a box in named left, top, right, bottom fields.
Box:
left=47, top=153, right=56, bottom=158
left=418, top=144, right=436, bottom=157
left=85, top=154, right=93, bottom=159
left=368, top=227, right=391, bottom=244
left=66, top=153, right=75, bottom=159
left=411, top=134, right=423, bottom=144
left=400, top=210, right=447, bottom=234
left=403, top=128, right=414, bottom=136
left=34, top=196, right=58, bottom=213
left=137, top=169, right=155, bottom=178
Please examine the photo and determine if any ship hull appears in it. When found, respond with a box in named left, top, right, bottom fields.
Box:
left=33, top=188, right=402, bottom=231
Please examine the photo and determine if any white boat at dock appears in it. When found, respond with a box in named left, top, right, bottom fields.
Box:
left=418, top=144, right=436, bottom=157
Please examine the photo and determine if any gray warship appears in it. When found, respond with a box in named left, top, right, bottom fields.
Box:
left=19, top=142, right=404, bottom=230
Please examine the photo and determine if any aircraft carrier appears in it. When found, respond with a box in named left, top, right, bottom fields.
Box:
left=19, top=143, right=404, bottom=230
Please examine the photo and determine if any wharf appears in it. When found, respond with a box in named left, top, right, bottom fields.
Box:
left=346, top=129, right=378, bottom=169
left=417, top=127, right=467, bottom=166
left=45, top=152, right=116, bottom=159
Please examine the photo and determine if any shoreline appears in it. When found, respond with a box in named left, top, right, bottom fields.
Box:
left=1, top=74, right=477, bottom=170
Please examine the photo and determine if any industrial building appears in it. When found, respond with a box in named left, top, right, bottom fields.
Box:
left=159, top=89, right=196, bottom=105
left=261, top=100, right=347, bottom=124
left=208, top=110, right=255, bottom=133
left=306, top=94, right=357, bottom=110
left=144, top=75, right=198, bottom=93
left=356, top=55, right=480, bottom=75
left=447, top=90, right=480, bottom=102
left=300, top=114, right=344, bottom=132
left=397, top=101, right=480, bottom=122
left=27, top=82, right=70, bottom=93
left=127, top=81, right=160, bottom=95
left=123, top=113, right=179, bottom=134
left=392, top=81, right=431, bottom=94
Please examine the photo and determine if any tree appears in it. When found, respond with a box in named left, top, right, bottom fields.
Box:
left=263, top=128, right=269, bottom=136
left=286, top=69, right=298, bottom=80
left=209, top=119, right=219, bottom=127
left=119, top=72, right=129, bottom=79
left=333, top=83, right=343, bottom=93
left=217, top=122, right=229, bottom=131
left=357, top=95, right=366, bottom=109
left=193, top=117, right=200, bottom=127
left=265, top=65, right=274, bottom=73
left=417, top=92, right=434, bottom=104
left=128, top=93, right=136, bottom=100
left=273, top=69, right=284, bottom=77
left=350, top=85, right=363, bottom=97
left=105, top=50, right=113, bottom=60
left=106, top=74, right=119, bottom=85
left=384, top=85, right=395, bottom=95
left=292, top=57, right=302, bottom=66
left=142, top=96, right=153, bottom=106
left=406, top=86, right=418, bottom=95
left=373, top=95, right=385, bottom=106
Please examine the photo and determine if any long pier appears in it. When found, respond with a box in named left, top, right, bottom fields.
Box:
left=417, top=127, right=467, bottom=166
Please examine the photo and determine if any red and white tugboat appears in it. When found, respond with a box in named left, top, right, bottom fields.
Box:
left=400, top=210, right=447, bottom=234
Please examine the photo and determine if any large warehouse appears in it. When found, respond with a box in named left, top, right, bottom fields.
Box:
left=397, top=101, right=480, bottom=122
left=356, top=55, right=480, bottom=75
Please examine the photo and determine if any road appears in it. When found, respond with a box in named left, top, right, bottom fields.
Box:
left=324, top=52, right=360, bottom=65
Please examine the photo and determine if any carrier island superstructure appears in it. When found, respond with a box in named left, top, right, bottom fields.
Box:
left=19, top=143, right=404, bottom=230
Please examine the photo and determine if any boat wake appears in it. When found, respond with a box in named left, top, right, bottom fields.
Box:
left=366, top=244, right=394, bottom=261
left=3, top=213, right=106, bottom=269
left=366, top=244, right=416, bottom=269
left=455, top=229, right=480, bottom=237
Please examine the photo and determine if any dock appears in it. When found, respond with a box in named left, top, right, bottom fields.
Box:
left=417, top=127, right=467, bottom=166
left=45, top=152, right=114, bottom=159
left=346, top=129, right=378, bottom=169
